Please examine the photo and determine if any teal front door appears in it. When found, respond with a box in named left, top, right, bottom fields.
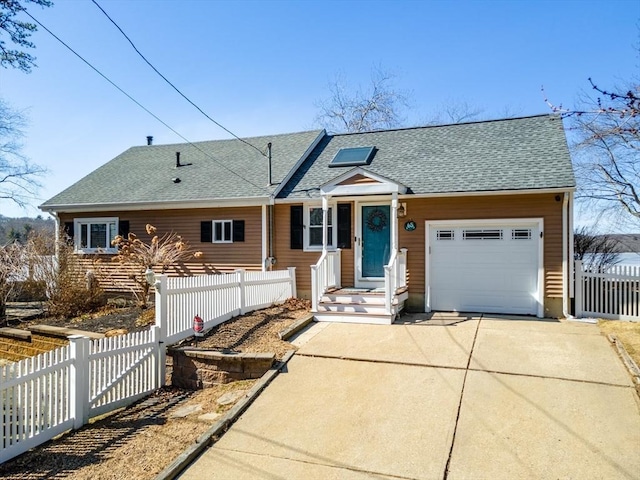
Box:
left=361, top=205, right=391, bottom=278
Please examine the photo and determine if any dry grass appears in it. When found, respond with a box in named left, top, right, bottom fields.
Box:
left=598, top=319, right=640, bottom=368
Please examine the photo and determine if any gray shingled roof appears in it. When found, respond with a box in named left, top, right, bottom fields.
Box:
left=41, top=130, right=323, bottom=209
left=278, top=115, right=575, bottom=200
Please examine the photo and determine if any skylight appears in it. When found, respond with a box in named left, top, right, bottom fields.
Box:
left=329, top=146, right=376, bottom=168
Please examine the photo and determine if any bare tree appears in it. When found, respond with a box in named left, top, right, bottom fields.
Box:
left=425, top=98, right=485, bottom=125
left=546, top=77, right=640, bottom=227
left=0, top=99, right=46, bottom=208
left=0, top=0, right=53, bottom=73
left=315, top=67, right=411, bottom=133
left=574, top=226, right=621, bottom=270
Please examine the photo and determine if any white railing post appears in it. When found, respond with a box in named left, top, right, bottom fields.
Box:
left=335, top=249, right=342, bottom=288
left=288, top=267, right=297, bottom=298
left=575, top=260, right=583, bottom=318
left=311, top=264, right=319, bottom=312
left=149, top=325, right=162, bottom=389
left=154, top=275, right=168, bottom=387
left=68, top=335, right=90, bottom=429
left=400, top=248, right=408, bottom=289
left=237, top=269, right=247, bottom=314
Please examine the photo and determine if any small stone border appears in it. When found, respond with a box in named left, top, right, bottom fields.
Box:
left=155, top=349, right=296, bottom=480
left=607, top=334, right=640, bottom=386
left=278, top=313, right=314, bottom=340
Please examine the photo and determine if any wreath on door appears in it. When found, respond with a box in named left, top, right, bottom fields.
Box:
left=366, top=208, right=388, bottom=232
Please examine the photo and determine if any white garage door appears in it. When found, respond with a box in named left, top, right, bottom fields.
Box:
left=428, top=221, right=541, bottom=316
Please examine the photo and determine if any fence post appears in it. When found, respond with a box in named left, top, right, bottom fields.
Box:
left=154, top=275, right=168, bottom=387
left=288, top=267, right=297, bottom=298
left=68, top=335, right=90, bottom=429
left=236, top=269, right=247, bottom=314
left=575, top=260, right=583, bottom=318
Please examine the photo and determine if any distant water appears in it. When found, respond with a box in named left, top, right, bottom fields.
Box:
left=616, top=252, right=640, bottom=266
left=583, top=252, right=640, bottom=267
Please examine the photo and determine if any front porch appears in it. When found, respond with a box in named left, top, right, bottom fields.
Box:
left=311, top=249, right=409, bottom=324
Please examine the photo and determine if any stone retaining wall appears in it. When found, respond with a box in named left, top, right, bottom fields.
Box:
left=169, top=348, right=275, bottom=389
left=0, top=325, right=104, bottom=362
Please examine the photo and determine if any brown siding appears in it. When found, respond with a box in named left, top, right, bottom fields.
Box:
left=59, top=207, right=264, bottom=293
left=274, top=193, right=566, bottom=314
left=398, top=193, right=564, bottom=299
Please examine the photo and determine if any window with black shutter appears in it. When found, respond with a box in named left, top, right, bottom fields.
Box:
left=337, top=203, right=352, bottom=249
left=201, top=221, right=212, bottom=242
left=232, top=220, right=245, bottom=242
left=290, top=205, right=303, bottom=249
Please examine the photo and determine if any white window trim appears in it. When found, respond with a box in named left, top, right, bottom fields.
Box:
left=74, top=217, right=119, bottom=254
left=212, top=219, right=233, bottom=243
left=303, top=203, right=337, bottom=252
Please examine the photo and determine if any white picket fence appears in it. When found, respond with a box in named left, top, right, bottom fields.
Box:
left=0, top=268, right=297, bottom=464
left=156, top=268, right=297, bottom=345
left=575, top=260, right=640, bottom=321
left=1, top=328, right=161, bottom=463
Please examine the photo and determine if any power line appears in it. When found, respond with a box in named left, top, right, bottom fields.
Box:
left=91, top=0, right=267, bottom=158
left=20, top=9, right=272, bottom=196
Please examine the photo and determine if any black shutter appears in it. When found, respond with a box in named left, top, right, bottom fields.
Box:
left=201, top=221, right=212, bottom=242
left=290, top=205, right=303, bottom=250
left=118, top=220, right=130, bottom=238
left=232, top=220, right=245, bottom=242
left=63, top=222, right=74, bottom=243
left=337, top=203, right=352, bottom=249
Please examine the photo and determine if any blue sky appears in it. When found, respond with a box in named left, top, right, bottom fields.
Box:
left=0, top=0, right=638, bottom=224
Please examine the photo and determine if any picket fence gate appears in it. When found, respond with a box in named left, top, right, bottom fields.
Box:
left=575, top=260, right=640, bottom=321
left=1, top=268, right=297, bottom=463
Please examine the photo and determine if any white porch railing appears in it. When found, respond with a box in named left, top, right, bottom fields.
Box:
left=575, top=260, right=640, bottom=321
left=384, top=248, right=408, bottom=314
left=311, top=250, right=342, bottom=311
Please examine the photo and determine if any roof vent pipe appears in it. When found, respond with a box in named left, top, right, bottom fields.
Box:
left=147, top=136, right=153, bottom=145
left=267, top=142, right=272, bottom=186
left=176, top=151, right=181, bottom=168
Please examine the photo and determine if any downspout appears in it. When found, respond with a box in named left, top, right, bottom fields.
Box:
left=269, top=196, right=275, bottom=270
left=266, top=142, right=274, bottom=270
left=562, top=192, right=574, bottom=319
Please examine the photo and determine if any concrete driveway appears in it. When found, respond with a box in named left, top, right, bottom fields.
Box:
left=179, top=314, right=640, bottom=480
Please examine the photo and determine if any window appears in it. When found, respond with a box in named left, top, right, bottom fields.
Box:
left=213, top=220, right=232, bottom=243
left=74, top=218, right=118, bottom=253
left=437, top=229, right=455, bottom=240
left=304, top=205, right=337, bottom=250
left=329, top=147, right=376, bottom=168
left=463, top=229, right=503, bottom=240
left=201, top=220, right=245, bottom=243
left=512, top=228, right=532, bottom=240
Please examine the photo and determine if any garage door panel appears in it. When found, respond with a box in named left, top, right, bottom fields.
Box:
left=429, top=223, right=540, bottom=316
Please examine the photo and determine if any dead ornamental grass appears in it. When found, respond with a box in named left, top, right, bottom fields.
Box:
left=598, top=319, right=640, bottom=368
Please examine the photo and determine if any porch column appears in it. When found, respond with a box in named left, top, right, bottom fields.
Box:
left=322, top=194, right=329, bottom=253
left=391, top=192, right=399, bottom=252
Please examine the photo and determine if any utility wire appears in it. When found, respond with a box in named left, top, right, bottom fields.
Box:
left=21, top=9, right=272, bottom=196
left=91, top=0, right=268, bottom=158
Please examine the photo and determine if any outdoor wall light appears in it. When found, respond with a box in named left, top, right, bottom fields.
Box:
left=145, top=267, right=156, bottom=286
left=397, top=203, right=407, bottom=218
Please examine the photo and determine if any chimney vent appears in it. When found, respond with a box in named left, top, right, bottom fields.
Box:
left=176, top=151, right=181, bottom=168
left=146, top=136, right=153, bottom=146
